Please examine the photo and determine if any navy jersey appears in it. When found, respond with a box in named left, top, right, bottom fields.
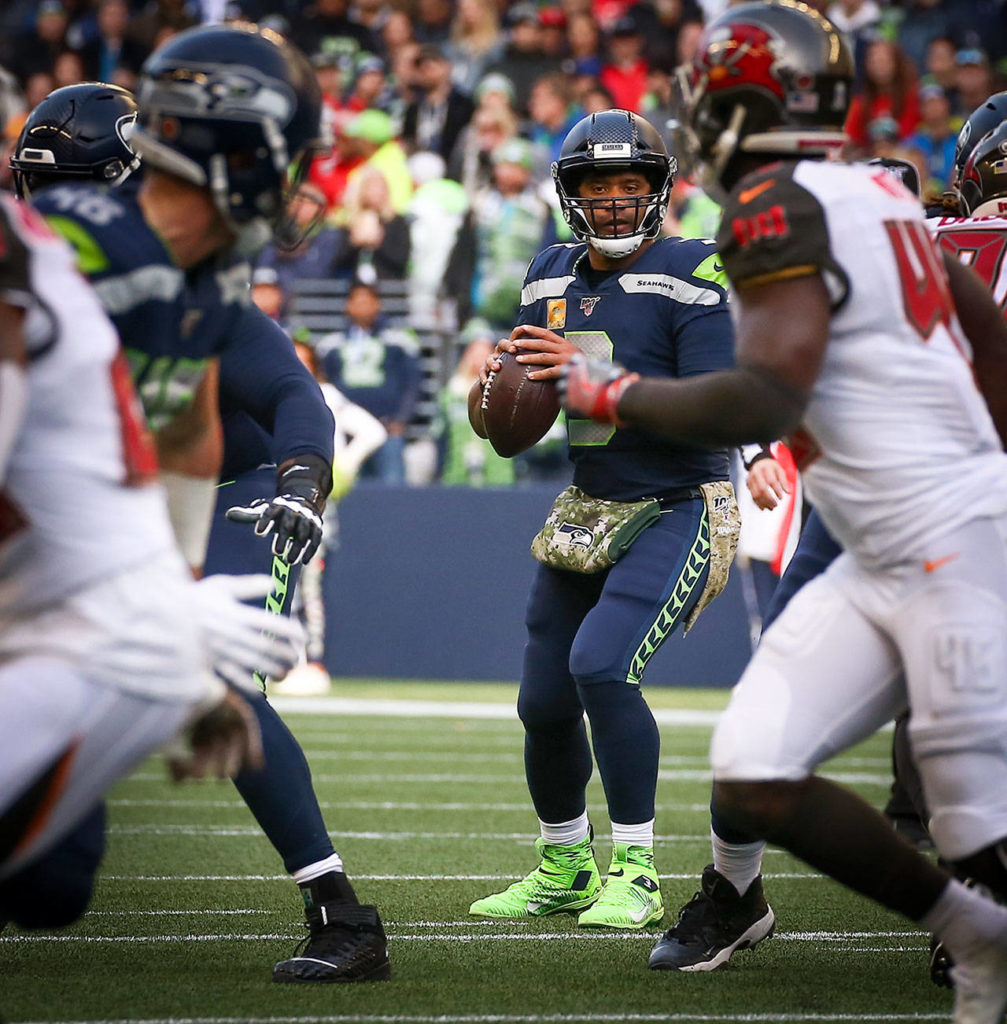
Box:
left=31, top=182, right=250, bottom=431
left=518, top=238, right=734, bottom=500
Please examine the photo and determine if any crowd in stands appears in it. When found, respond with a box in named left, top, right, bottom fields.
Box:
left=0, top=0, right=1005, bottom=484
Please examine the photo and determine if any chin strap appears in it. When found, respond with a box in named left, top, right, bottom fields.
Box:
left=588, top=233, right=648, bottom=259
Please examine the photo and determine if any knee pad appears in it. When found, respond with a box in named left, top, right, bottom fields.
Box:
left=909, top=717, right=1007, bottom=860
left=711, top=665, right=810, bottom=783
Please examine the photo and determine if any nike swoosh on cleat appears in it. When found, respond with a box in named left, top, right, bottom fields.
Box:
left=628, top=904, right=655, bottom=924
left=609, top=869, right=625, bottom=878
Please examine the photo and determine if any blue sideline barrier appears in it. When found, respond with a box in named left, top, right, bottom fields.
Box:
left=322, top=483, right=754, bottom=686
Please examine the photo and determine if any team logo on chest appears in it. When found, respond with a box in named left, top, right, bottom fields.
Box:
left=580, top=296, right=601, bottom=317
left=547, top=298, right=567, bottom=329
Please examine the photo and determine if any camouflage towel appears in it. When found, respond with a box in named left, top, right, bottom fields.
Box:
left=531, top=486, right=660, bottom=574
left=683, top=480, right=740, bottom=634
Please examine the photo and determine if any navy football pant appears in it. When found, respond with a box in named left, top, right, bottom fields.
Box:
left=205, top=467, right=334, bottom=874
left=0, top=803, right=105, bottom=928
left=519, top=497, right=710, bottom=827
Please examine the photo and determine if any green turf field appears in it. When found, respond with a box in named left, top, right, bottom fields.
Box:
left=2, top=682, right=953, bottom=1024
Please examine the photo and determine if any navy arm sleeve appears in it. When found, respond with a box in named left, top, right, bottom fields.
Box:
left=218, top=306, right=334, bottom=467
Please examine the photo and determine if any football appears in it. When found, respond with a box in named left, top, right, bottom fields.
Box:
left=480, top=349, right=560, bottom=458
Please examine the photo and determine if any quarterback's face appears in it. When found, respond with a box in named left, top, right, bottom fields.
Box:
left=576, top=170, right=652, bottom=237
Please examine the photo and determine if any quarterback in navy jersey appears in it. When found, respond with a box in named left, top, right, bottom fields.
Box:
left=7, top=32, right=389, bottom=984
left=468, top=109, right=737, bottom=930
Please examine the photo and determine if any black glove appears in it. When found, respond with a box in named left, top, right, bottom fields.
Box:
left=226, top=456, right=330, bottom=566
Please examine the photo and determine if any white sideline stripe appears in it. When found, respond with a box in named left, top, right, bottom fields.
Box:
left=119, top=770, right=893, bottom=786
left=97, top=872, right=824, bottom=882
left=9, top=1015, right=947, bottom=1024
left=268, top=697, right=724, bottom=725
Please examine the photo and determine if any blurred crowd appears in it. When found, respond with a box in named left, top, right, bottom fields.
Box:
left=0, top=0, right=1005, bottom=484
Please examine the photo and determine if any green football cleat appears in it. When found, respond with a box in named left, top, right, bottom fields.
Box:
left=469, top=834, right=602, bottom=918
left=578, top=842, right=664, bottom=929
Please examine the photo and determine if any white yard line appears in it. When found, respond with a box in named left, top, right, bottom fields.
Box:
left=105, top=800, right=715, bottom=812
left=8, top=1015, right=946, bottom=1024
left=95, top=871, right=821, bottom=882
left=117, top=770, right=893, bottom=786
left=1, top=930, right=927, bottom=947
left=102, top=826, right=742, bottom=842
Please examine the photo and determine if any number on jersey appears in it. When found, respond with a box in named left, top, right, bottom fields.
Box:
left=884, top=220, right=954, bottom=342
left=936, top=228, right=1007, bottom=311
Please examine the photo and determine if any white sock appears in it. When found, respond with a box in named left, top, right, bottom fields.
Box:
left=292, top=852, right=345, bottom=885
left=539, top=811, right=590, bottom=846
left=922, top=878, right=1007, bottom=961
left=611, top=818, right=655, bottom=847
left=711, top=827, right=766, bottom=896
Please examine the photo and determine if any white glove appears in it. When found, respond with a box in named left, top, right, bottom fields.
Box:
left=191, top=574, right=304, bottom=690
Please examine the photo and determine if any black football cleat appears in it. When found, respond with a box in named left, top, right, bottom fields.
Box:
left=649, top=864, right=774, bottom=971
left=273, top=901, right=391, bottom=983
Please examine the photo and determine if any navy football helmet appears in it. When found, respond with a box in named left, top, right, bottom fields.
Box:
left=680, top=0, right=853, bottom=192
left=959, top=120, right=1007, bottom=218
left=10, top=82, right=138, bottom=199
left=132, top=23, right=324, bottom=252
left=951, top=92, right=1007, bottom=193
left=553, top=109, right=676, bottom=259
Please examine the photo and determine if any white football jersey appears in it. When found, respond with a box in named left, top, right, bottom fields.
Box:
left=719, top=161, right=1007, bottom=569
left=0, top=195, right=177, bottom=610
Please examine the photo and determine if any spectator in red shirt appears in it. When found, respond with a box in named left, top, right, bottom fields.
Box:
left=310, top=129, right=366, bottom=216
left=599, top=16, right=649, bottom=113
left=845, top=37, right=920, bottom=154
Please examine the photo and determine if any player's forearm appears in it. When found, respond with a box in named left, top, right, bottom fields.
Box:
left=617, top=365, right=808, bottom=448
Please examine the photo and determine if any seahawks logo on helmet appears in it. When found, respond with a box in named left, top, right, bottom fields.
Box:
left=115, top=113, right=137, bottom=154
left=139, top=66, right=296, bottom=126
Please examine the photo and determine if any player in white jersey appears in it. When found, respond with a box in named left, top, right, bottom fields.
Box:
left=0, top=193, right=301, bottom=926
left=561, top=4, right=1007, bottom=1020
